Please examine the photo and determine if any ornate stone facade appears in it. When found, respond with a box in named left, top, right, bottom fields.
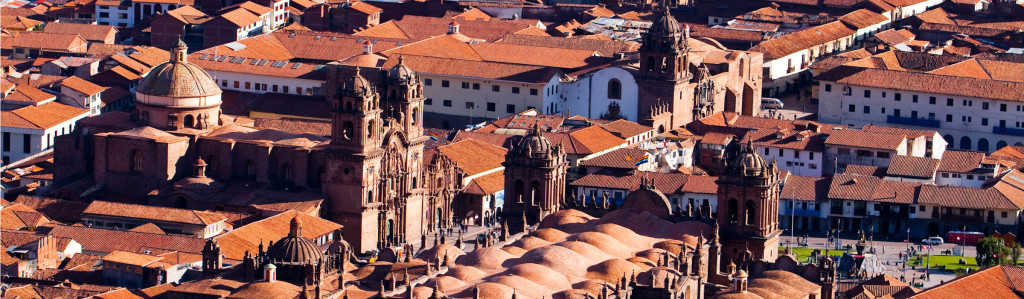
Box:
left=715, top=140, right=783, bottom=264
left=500, top=124, right=568, bottom=233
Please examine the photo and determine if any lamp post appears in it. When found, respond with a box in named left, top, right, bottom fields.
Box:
left=791, top=199, right=796, bottom=248
left=904, top=227, right=910, bottom=282
left=961, top=225, right=967, bottom=257
left=870, top=225, right=875, bottom=252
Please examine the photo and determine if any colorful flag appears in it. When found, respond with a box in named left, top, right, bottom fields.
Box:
left=634, top=154, right=650, bottom=166
left=427, top=132, right=439, bottom=141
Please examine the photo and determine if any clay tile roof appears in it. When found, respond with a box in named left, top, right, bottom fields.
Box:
left=102, top=251, right=163, bottom=267
left=818, top=65, right=1024, bottom=102
left=495, top=34, right=638, bottom=56
left=437, top=138, right=507, bottom=176
left=600, top=120, right=653, bottom=139
left=860, top=124, right=934, bottom=139
left=570, top=171, right=699, bottom=195
left=701, top=132, right=735, bottom=146
left=1, top=102, right=87, bottom=130
left=110, top=126, right=189, bottom=142
left=381, top=54, right=559, bottom=84
left=222, top=1, right=272, bottom=16
left=128, top=222, right=167, bottom=234
left=48, top=225, right=207, bottom=255
left=824, top=129, right=905, bottom=150
left=188, top=54, right=326, bottom=80
left=886, top=155, right=940, bottom=179
left=871, top=28, right=916, bottom=45
left=213, top=210, right=341, bottom=260
left=7, top=31, right=88, bottom=53
left=1, top=16, right=42, bottom=30
left=349, top=1, right=382, bottom=15
left=14, top=195, right=89, bottom=223
left=681, top=175, right=719, bottom=194
left=871, top=180, right=920, bottom=204
left=781, top=175, right=830, bottom=202
left=838, top=9, right=889, bottom=29
left=217, top=8, right=261, bottom=26
left=579, top=147, right=649, bottom=169
left=353, top=21, right=411, bottom=39
left=92, top=288, right=145, bottom=299
left=360, top=15, right=542, bottom=42
left=464, top=171, right=505, bottom=195
left=42, top=22, right=116, bottom=43
left=928, top=59, right=992, bottom=79
left=828, top=174, right=882, bottom=201
left=270, top=30, right=406, bottom=62
left=2, top=250, right=21, bottom=267
left=937, top=150, right=984, bottom=173
left=60, top=75, right=108, bottom=95
left=749, top=21, right=855, bottom=59
left=918, top=185, right=1017, bottom=210
left=4, top=84, right=56, bottom=105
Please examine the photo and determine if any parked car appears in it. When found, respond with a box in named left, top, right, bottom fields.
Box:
left=921, top=237, right=944, bottom=245
left=761, top=98, right=784, bottom=109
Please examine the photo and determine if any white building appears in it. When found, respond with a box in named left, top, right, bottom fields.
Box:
left=816, top=52, right=1024, bottom=153
left=745, top=128, right=827, bottom=177
left=1, top=102, right=89, bottom=167
left=58, top=76, right=109, bottom=116
left=95, top=0, right=134, bottom=27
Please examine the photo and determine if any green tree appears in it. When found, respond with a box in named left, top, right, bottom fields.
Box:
left=977, top=236, right=1011, bottom=267
left=1011, top=241, right=1022, bottom=265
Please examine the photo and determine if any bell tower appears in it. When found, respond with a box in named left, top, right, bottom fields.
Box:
left=384, top=56, right=425, bottom=140
left=715, top=140, right=782, bottom=263
left=635, top=1, right=693, bottom=131
left=501, top=124, right=568, bottom=233
left=330, top=67, right=383, bottom=154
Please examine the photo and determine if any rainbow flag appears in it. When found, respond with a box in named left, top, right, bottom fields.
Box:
left=634, top=153, right=650, bottom=166
left=427, top=132, right=439, bottom=141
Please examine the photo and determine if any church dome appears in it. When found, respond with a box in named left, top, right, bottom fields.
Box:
left=515, top=124, right=553, bottom=156
left=388, top=56, right=417, bottom=84
left=345, top=67, right=374, bottom=96
left=728, top=140, right=767, bottom=177
left=136, top=40, right=222, bottom=100
left=648, top=10, right=681, bottom=37
left=266, top=217, right=325, bottom=265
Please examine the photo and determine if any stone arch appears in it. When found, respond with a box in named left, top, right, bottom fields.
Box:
left=514, top=179, right=525, bottom=202
left=343, top=121, right=354, bottom=139
left=411, top=107, right=418, bottom=126
left=745, top=200, right=756, bottom=226
left=998, top=140, right=1008, bottom=150
left=943, top=134, right=954, bottom=148
left=658, top=125, right=666, bottom=134
left=728, top=199, right=738, bottom=224
left=345, top=101, right=353, bottom=111
left=646, top=56, right=656, bottom=72
left=530, top=180, right=541, bottom=205
left=978, top=138, right=990, bottom=152
left=1017, top=142, right=1024, bottom=147
left=608, top=79, right=622, bottom=99
left=367, top=120, right=375, bottom=138
left=960, top=136, right=971, bottom=150
left=183, top=114, right=195, bottom=128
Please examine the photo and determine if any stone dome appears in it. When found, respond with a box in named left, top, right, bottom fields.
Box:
left=345, top=67, right=374, bottom=96
left=388, top=56, right=417, bottom=83
left=266, top=216, right=325, bottom=265
left=515, top=124, right=553, bottom=156
left=648, top=9, right=681, bottom=37
left=729, top=140, right=768, bottom=176
left=136, top=41, right=222, bottom=100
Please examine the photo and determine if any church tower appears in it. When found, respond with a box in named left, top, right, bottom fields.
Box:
left=329, top=67, right=383, bottom=153
left=501, top=124, right=568, bottom=233
left=635, top=1, right=693, bottom=133
left=715, top=140, right=782, bottom=264
left=383, top=56, right=425, bottom=140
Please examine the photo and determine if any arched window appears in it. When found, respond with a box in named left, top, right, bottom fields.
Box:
left=343, top=122, right=354, bottom=139
left=131, top=150, right=143, bottom=173
left=728, top=199, right=738, bottom=224
left=745, top=200, right=756, bottom=226
left=608, top=79, right=621, bottom=100
left=367, top=120, right=374, bottom=138
left=960, top=136, right=972, bottom=150
left=530, top=181, right=541, bottom=205
left=411, top=108, right=418, bottom=125
left=207, top=155, right=216, bottom=176
left=514, top=180, right=524, bottom=202
left=998, top=140, right=1008, bottom=150
left=978, top=138, right=990, bottom=152
left=658, top=125, right=666, bottom=134
left=943, top=135, right=954, bottom=148
left=345, top=101, right=353, bottom=111
left=646, top=56, right=656, bottom=72
left=183, top=114, right=195, bottom=128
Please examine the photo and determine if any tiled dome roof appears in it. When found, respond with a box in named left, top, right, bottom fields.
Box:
left=345, top=67, right=374, bottom=96
left=648, top=10, right=680, bottom=37
left=388, top=56, right=417, bottom=83
left=136, top=46, right=221, bottom=98
left=266, top=216, right=325, bottom=265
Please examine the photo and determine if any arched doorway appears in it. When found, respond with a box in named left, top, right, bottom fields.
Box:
left=998, top=140, right=1008, bottom=150
left=183, top=114, right=194, bottom=128
left=944, top=135, right=954, bottom=148
left=960, top=136, right=971, bottom=150
left=978, top=138, right=990, bottom=152
left=174, top=196, right=188, bottom=209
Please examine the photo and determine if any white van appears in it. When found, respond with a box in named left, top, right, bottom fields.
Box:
left=761, top=98, right=784, bottom=109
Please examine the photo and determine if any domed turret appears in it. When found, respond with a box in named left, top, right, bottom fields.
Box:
left=345, top=67, right=374, bottom=96
left=728, top=139, right=768, bottom=177
left=514, top=123, right=553, bottom=157
left=136, top=40, right=222, bottom=100
left=266, top=216, right=325, bottom=265
left=648, top=9, right=681, bottom=38
left=388, top=56, right=417, bottom=84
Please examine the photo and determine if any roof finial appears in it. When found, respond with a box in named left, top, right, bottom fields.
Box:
left=289, top=216, right=303, bottom=237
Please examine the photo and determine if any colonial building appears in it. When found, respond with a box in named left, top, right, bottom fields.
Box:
left=716, top=140, right=783, bottom=264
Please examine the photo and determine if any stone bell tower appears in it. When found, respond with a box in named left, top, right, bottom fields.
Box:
left=501, top=124, right=568, bottom=233
left=715, top=140, right=782, bottom=264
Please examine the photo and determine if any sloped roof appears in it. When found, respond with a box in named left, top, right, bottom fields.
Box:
left=7, top=31, right=88, bottom=52
left=600, top=120, right=653, bottom=139
left=213, top=210, right=341, bottom=260
left=886, top=155, right=940, bottom=179
left=749, top=21, right=856, bottom=60
left=43, top=22, right=116, bottom=42
left=216, top=8, right=261, bottom=27
left=578, top=147, right=649, bottom=169
left=437, top=138, right=507, bottom=176
left=83, top=201, right=227, bottom=226
left=61, top=75, right=108, bottom=95
left=380, top=54, right=559, bottom=84
left=824, top=129, right=905, bottom=150
left=937, top=150, right=984, bottom=173
left=48, top=225, right=207, bottom=254
left=838, top=8, right=889, bottom=29
left=464, top=171, right=504, bottom=195
left=495, top=34, right=638, bottom=56
left=781, top=175, right=830, bottom=202
left=1, top=102, right=87, bottom=130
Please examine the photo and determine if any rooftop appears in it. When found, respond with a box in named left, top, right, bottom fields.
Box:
left=82, top=201, right=228, bottom=227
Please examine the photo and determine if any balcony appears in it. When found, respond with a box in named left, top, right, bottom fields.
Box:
left=993, top=126, right=1024, bottom=137
left=887, top=115, right=941, bottom=128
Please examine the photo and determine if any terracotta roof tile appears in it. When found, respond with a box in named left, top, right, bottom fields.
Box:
left=495, top=34, right=638, bottom=56
left=437, top=138, right=507, bottom=176
left=701, top=132, right=735, bottom=146
left=600, top=119, right=653, bottom=139
left=213, top=210, right=341, bottom=260
left=743, top=128, right=826, bottom=152
left=221, top=1, right=272, bottom=16
left=189, top=54, right=327, bottom=80
left=60, top=75, right=107, bottom=95
left=216, top=8, right=261, bottom=27
left=48, top=225, right=207, bottom=255
left=937, top=150, right=984, bottom=173
left=579, top=147, right=649, bottom=169
left=128, top=222, right=166, bottom=234
left=911, top=266, right=1024, bottom=299
left=749, top=21, right=856, bottom=60
left=102, top=250, right=163, bottom=267
left=818, top=64, right=1024, bottom=102
left=464, top=171, right=504, bottom=195
left=380, top=54, right=559, bottom=84
left=1, top=16, right=42, bottom=31
left=271, top=30, right=406, bottom=62
left=681, top=175, right=719, bottom=194
left=357, top=15, right=542, bottom=42
left=42, top=22, right=115, bottom=43
left=3, top=84, right=56, bottom=105
left=14, top=195, right=89, bottom=223
left=196, top=34, right=293, bottom=61
left=1, top=101, right=87, bottom=130
left=828, top=174, right=882, bottom=201
left=7, top=31, right=88, bottom=53
left=348, top=1, right=382, bottom=15
left=919, top=184, right=1017, bottom=210
left=838, top=9, right=889, bottom=29
left=886, top=155, right=940, bottom=179
left=871, top=28, right=916, bottom=45
left=824, top=129, right=905, bottom=150
left=781, top=175, right=830, bottom=202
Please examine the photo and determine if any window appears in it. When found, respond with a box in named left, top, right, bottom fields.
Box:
left=929, top=96, right=936, bottom=104
left=491, top=85, right=500, bottom=92
left=982, top=118, right=989, bottom=126
left=99, top=12, right=109, bottom=17
left=465, top=102, right=475, bottom=109
left=487, top=102, right=496, bottom=111
left=912, top=95, right=918, bottom=103
left=441, top=80, right=450, bottom=87
left=795, top=151, right=801, bottom=159
left=1003, top=211, right=1008, bottom=218
left=461, top=82, right=470, bottom=89
left=963, top=100, right=972, bottom=106
left=877, top=152, right=890, bottom=158
left=22, top=134, right=30, bottom=153
left=882, top=92, right=887, bottom=98
left=864, top=90, right=871, bottom=98
left=283, top=86, right=289, bottom=93
left=608, top=79, right=622, bottom=99
left=472, top=83, right=480, bottom=90
left=983, top=102, right=989, bottom=110
left=809, top=163, right=818, bottom=169
left=424, top=78, right=432, bottom=86
left=2, top=133, right=9, bottom=152
left=1001, top=103, right=1007, bottom=111
left=442, top=100, right=452, bottom=107
left=234, top=81, right=239, bottom=88
left=946, top=114, right=953, bottom=122
left=824, top=84, right=831, bottom=92
left=530, top=88, right=538, bottom=95
left=424, top=98, right=433, bottom=105
left=849, top=104, right=856, bottom=112
left=507, top=104, right=516, bottom=113
left=245, top=82, right=251, bottom=89
left=947, top=98, right=954, bottom=106
left=895, top=93, right=901, bottom=101
left=131, top=150, right=143, bottom=173
left=117, top=13, right=127, bottom=19
left=778, top=149, right=784, bottom=157
left=863, top=106, right=870, bottom=114
left=512, top=87, right=520, bottom=94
